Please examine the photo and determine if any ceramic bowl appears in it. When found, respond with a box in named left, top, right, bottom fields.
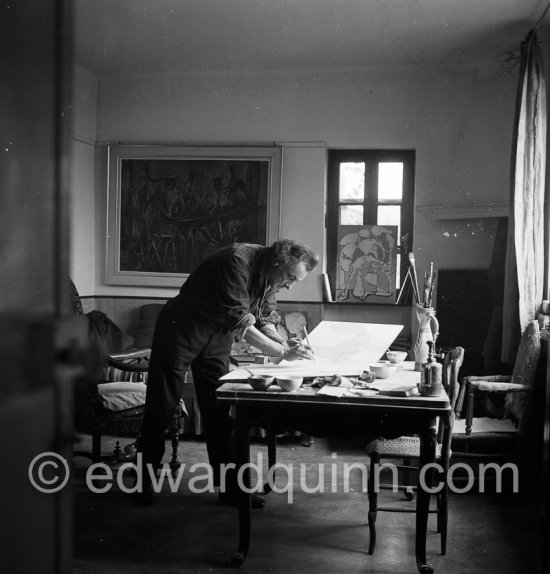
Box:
left=386, top=350, right=408, bottom=364
left=276, top=376, right=304, bottom=392
left=248, top=375, right=274, bottom=391
left=369, top=362, right=398, bottom=379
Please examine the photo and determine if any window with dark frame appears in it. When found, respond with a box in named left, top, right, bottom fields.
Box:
left=326, top=149, right=415, bottom=304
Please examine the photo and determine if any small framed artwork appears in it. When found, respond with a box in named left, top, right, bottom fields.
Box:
left=106, top=145, right=282, bottom=287
left=335, top=225, right=398, bottom=304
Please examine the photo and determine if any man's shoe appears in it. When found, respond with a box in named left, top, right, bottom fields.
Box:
left=218, top=491, right=266, bottom=509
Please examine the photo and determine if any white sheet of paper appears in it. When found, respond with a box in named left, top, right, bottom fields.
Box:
left=317, top=385, right=347, bottom=397
left=368, top=369, right=420, bottom=391
left=220, top=320, right=403, bottom=380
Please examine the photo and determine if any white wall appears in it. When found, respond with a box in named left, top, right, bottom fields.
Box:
left=70, top=65, right=97, bottom=297
left=278, top=144, right=327, bottom=302
left=72, top=62, right=518, bottom=300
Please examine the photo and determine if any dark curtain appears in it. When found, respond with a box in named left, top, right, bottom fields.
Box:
left=482, top=217, right=508, bottom=373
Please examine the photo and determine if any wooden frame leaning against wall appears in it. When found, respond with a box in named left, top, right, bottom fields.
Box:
left=106, top=144, right=282, bottom=287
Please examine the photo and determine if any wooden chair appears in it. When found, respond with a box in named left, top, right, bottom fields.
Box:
left=365, top=347, right=464, bottom=556
left=453, top=320, right=540, bottom=460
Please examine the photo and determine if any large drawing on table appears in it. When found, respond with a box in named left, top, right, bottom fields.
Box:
left=221, top=321, right=403, bottom=380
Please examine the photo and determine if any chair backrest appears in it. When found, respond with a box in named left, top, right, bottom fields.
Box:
left=510, top=320, right=540, bottom=386
left=436, top=346, right=464, bottom=444
left=506, top=320, right=541, bottom=424
left=442, top=346, right=465, bottom=411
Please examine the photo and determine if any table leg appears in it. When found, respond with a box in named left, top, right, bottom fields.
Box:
left=230, top=407, right=251, bottom=568
left=367, top=450, right=380, bottom=555
left=416, top=420, right=437, bottom=574
left=263, top=427, right=277, bottom=494
left=439, top=412, right=454, bottom=556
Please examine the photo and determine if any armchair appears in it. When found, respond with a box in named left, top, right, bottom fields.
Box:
left=453, top=319, right=540, bottom=459
left=71, top=292, right=187, bottom=470
left=74, top=348, right=148, bottom=463
left=74, top=343, right=187, bottom=472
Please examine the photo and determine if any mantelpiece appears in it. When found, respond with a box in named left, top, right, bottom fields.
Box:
left=416, top=201, right=509, bottom=220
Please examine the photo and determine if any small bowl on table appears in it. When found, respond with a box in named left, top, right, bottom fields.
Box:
left=248, top=375, right=274, bottom=391
left=369, top=362, right=398, bottom=379
left=386, top=351, right=408, bottom=364
left=276, top=376, right=304, bottom=392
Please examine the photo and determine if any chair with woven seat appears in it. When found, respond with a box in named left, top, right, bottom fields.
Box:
left=452, top=319, right=540, bottom=461
left=365, top=346, right=464, bottom=556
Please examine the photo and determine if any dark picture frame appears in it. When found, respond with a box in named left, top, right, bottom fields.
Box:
left=106, top=145, right=282, bottom=287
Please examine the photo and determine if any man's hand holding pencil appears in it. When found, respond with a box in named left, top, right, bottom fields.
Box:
left=286, top=327, right=315, bottom=361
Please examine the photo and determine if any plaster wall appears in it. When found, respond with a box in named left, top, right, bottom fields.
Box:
left=71, top=63, right=518, bottom=304
left=70, top=65, right=97, bottom=295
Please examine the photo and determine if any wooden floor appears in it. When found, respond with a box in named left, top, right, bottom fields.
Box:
left=72, top=434, right=543, bottom=574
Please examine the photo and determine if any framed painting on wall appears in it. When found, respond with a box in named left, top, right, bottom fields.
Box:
left=335, top=225, right=398, bottom=304
left=106, top=145, right=282, bottom=287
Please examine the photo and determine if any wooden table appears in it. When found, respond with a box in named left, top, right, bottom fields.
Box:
left=217, top=366, right=450, bottom=574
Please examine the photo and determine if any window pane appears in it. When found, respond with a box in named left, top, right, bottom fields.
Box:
left=339, top=162, right=365, bottom=202
left=378, top=162, right=403, bottom=200
left=378, top=205, right=401, bottom=239
left=340, top=205, right=363, bottom=225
